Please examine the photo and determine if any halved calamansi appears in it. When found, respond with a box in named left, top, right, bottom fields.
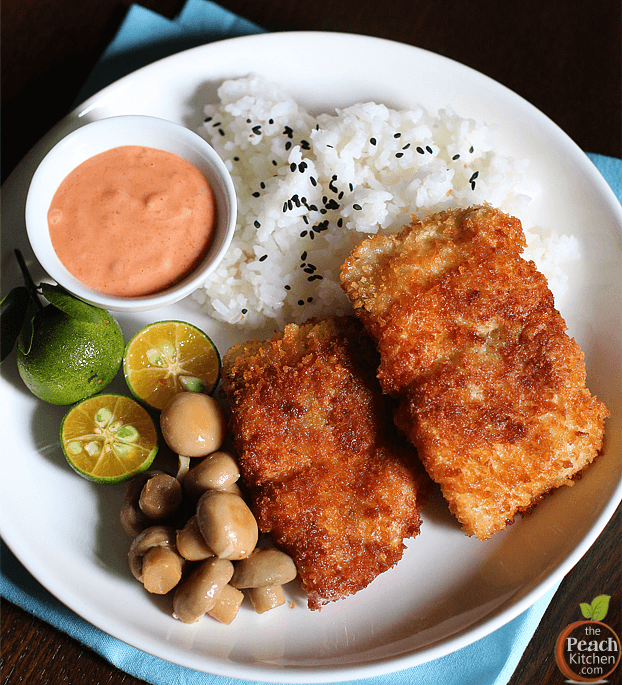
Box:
left=60, top=394, right=158, bottom=484
left=123, top=320, right=221, bottom=411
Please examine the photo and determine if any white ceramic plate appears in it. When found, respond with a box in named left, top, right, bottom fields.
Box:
left=1, top=32, right=620, bottom=683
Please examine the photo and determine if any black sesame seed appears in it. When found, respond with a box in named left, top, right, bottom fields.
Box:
left=353, top=203, right=362, bottom=210
left=309, top=205, right=318, bottom=211
left=304, top=267, right=314, bottom=274
left=284, top=285, right=291, bottom=290
left=338, top=191, right=344, bottom=199
left=326, top=144, right=334, bottom=148
left=310, top=176, right=317, bottom=187
left=452, top=154, right=460, bottom=160
left=287, top=200, right=293, bottom=211
left=284, top=126, right=294, bottom=138
left=416, top=146, right=425, bottom=154
left=402, top=143, right=411, bottom=150
left=426, top=146, right=433, bottom=154
left=233, top=156, right=240, bottom=161
left=252, top=125, right=262, bottom=135
left=310, top=232, right=315, bottom=240
left=292, top=195, right=301, bottom=207
left=285, top=141, right=292, bottom=151
left=320, top=208, right=327, bottom=215
left=298, top=300, right=304, bottom=306
left=303, top=216, right=309, bottom=224
left=290, top=162, right=297, bottom=172
left=259, top=255, right=267, bottom=262
left=395, top=152, right=404, bottom=158
left=307, top=297, right=313, bottom=303
left=272, top=160, right=278, bottom=166
left=299, top=162, right=307, bottom=172
left=469, top=171, right=479, bottom=182
left=246, top=119, right=252, bottom=123
left=301, top=140, right=311, bottom=150
left=300, top=230, right=308, bottom=237
left=283, top=202, right=288, bottom=212
left=337, top=218, right=344, bottom=228
left=213, top=121, right=222, bottom=127
left=269, top=118, right=274, bottom=124
left=252, top=192, right=260, bottom=198
left=260, top=182, right=266, bottom=189
left=218, top=129, right=225, bottom=136
left=469, top=146, right=474, bottom=153
left=370, top=137, right=377, bottom=146
left=308, top=274, right=323, bottom=281
left=241, top=308, right=248, bottom=314
left=301, top=251, right=308, bottom=260
left=394, top=132, right=402, bottom=138
left=204, top=116, right=213, bottom=122
left=349, top=183, right=354, bottom=192
left=254, top=220, right=261, bottom=228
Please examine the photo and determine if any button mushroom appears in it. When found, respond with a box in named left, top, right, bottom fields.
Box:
left=160, top=392, right=227, bottom=458
left=172, top=557, right=234, bottom=624
left=230, top=547, right=297, bottom=615
left=139, top=472, right=183, bottom=521
left=230, top=547, right=297, bottom=588
left=176, top=515, right=213, bottom=561
left=120, top=471, right=165, bottom=538
left=207, top=584, right=244, bottom=625
left=248, top=586, right=286, bottom=614
left=196, top=490, right=258, bottom=560
left=184, top=451, right=241, bottom=501
left=128, top=526, right=184, bottom=595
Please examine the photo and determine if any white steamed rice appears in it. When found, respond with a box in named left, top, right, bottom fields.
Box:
left=192, top=75, right=578, bottom=327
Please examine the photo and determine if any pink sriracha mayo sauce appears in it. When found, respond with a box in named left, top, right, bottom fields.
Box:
left=48, top=145, right=216, bottom=297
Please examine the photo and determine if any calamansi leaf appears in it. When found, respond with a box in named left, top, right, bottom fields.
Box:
left=0, top=286, right=32, bottom=362
left=590, top=595, right=610, bottom=621
left=580, top=603, right=593, bottom=619
left=17, top=299, right=41, bottom=356
left=40, top=283, right=105, bottom=324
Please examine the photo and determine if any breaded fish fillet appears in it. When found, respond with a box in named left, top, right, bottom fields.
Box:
left=340, top=205, right=608, bottom=540
left=221, top=316, right=428, bottom=610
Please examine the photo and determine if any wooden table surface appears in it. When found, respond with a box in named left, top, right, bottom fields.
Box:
left=1, top=1, right=621, bottom=684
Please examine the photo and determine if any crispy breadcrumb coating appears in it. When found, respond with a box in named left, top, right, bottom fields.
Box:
left=341, top=205, right=609, bottom=540
left=222, top=316, right=429, bottom=609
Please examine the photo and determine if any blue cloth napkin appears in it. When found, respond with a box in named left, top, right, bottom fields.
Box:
left=2, top=2, right=621, bottom=684
left=74, top=0, right=263, bottom=104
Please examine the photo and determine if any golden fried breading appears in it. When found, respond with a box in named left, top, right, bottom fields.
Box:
left=222, top=317, right=428, bottom=609
left=341, top=205, right=609, bottom=540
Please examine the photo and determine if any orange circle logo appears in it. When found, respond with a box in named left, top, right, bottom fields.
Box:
left=555, top=620, right=621, bottom=683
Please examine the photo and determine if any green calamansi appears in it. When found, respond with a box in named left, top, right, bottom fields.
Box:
left=3, top=250, right=125, bottom=404
left=17, top=303, right=125, bottom=404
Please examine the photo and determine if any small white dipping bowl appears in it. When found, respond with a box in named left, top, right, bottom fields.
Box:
left=25, top=115, right=237, bottom=312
